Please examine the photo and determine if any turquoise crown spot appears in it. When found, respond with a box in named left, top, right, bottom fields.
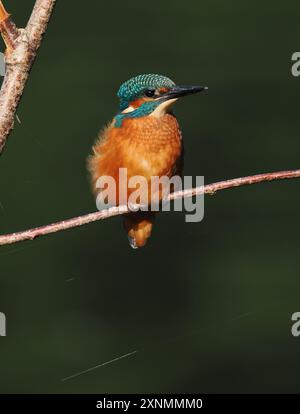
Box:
left=117, top=74, right=175, bottom=111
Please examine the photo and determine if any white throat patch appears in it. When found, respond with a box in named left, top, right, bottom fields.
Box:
left=150, top=98, right=178, bottom=118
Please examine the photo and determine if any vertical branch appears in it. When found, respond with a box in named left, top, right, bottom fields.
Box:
left=0, top=0, right=56, bottom=155
left=26, top=0, right=56, bottom=50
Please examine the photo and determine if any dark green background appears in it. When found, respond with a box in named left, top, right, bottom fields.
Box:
left=0, top=0, right=299, bottom=393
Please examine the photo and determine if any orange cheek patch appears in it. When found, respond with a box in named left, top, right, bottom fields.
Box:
left=130, top=97, right=153, bottom=108
left=158, top=87, right=170, bottom=94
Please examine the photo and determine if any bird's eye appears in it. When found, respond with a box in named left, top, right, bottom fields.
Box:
left=144, top=89, right=156, bottom=98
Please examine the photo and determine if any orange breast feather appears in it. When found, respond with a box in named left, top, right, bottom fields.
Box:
left=88, top=113, right=183, bottom=206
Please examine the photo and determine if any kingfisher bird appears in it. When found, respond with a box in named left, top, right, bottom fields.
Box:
left=88, top=74, right=206, bottom=248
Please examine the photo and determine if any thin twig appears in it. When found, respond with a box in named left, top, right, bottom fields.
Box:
left=0, top=169, right=299, bottom=247
left=0, top=0, right=56, bottom=154
left=0, top=1, right=19, bottom=52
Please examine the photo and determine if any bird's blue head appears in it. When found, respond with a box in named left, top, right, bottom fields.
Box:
left=117, top=74, right=175, bottom=111
left=115, top=73, right=207, bottom=127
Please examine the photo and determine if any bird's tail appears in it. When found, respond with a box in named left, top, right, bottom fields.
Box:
left=123, top=212, right=155, bottom=249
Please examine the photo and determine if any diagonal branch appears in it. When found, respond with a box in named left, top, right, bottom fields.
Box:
left=0, top=0, right=56, bottom=154
left=0, top=169, right=299, bottom=247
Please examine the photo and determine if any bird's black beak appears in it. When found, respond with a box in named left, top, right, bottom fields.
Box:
left=159, top=85, right=208, bottom=101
